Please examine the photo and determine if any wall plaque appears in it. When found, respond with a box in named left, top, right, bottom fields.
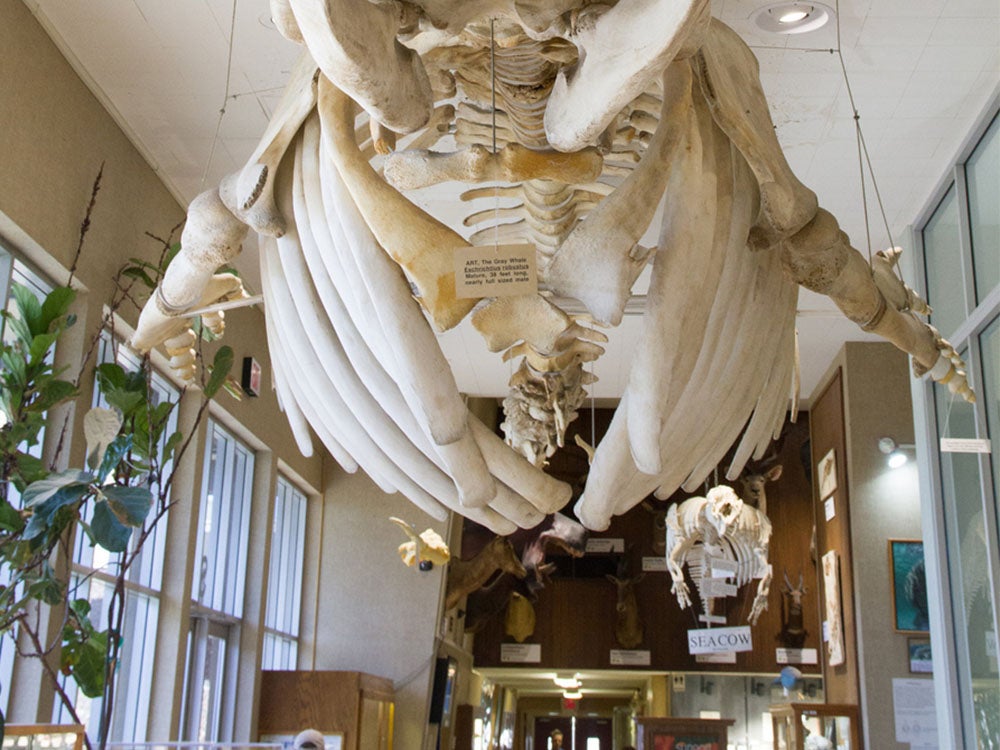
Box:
left=500, top=643, right=540, bottom=663
left=610, top=649, right=651, bottom=666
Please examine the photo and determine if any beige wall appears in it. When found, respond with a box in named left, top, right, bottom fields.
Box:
left=314, top=461, right=450, bottom=750
left=812, top=342, right=930, bottom=750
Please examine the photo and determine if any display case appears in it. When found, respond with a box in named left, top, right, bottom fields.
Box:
left=770, top=703, right=860, bottom=750
left=2, top=725, right=85, bottom=750
left=637, top=717, right=735, bottom=749
left=258, top=670, right=394, bottom=750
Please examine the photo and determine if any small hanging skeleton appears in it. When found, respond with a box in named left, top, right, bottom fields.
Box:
left=665, top=485, right=772, bottom=625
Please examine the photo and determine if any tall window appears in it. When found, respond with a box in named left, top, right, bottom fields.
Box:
left=913, top=102, right=999, bottom=749
left=0, top=252, right=53, bottom=716
left=55, top=333, right=179, bottom=742
left=262, top=476, right=308, bottom=670
left=182, top=420, right=255, bottom=741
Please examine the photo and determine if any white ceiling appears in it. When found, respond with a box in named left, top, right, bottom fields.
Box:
left=24, top=0, right=1000, bottom=404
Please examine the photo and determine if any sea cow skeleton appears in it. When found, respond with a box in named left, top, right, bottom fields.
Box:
left=665, top=485, right=772, bottom=625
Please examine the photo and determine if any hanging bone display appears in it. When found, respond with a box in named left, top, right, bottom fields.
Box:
left=665, top=485, right=772, bottom=625
left=132, top=1, right=975, bottom=536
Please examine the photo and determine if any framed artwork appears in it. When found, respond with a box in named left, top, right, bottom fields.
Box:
left=889, top=539, right=930, bottom=633
left=817, top=448, right=837, bottom=500
left=821, top=549, right=845, bottom=666
left=908, top=637, right=933, bottom=673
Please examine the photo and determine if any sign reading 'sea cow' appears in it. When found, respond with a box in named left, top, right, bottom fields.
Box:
left=687, top=625, right=753, bottom=655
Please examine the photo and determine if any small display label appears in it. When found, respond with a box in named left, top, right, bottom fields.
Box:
left=586, top=538, right=625, bottom=554
left=824, top=496, right=836, bottom=521
left=500, top=643, right=540, bottom=663
left=642, top=556, right=668, bottom=572
left=776, top=647, right=819, bottom=665
left=455, top=244, right=537, bottom=298
left=610, top=649, right=651, bottom=666
left=940, top=437, right=991, bottom=454
left=696, top=652, right=737, bottom=664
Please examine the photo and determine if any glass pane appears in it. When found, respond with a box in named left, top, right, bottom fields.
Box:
left=935, top=377, right=1000, bottom=747
left=982, top=317, right=1000, bottom=515
left=195, top=422, right=254, bottom=617
left=923, top=185, right=966, bottom=339
left=967, top=113, right=999, bottom=304
left=265, top=477, right=307, bottom=639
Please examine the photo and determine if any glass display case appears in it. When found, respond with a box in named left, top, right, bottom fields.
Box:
left=2, top=725, right=85, bottom=750
left=770, top=703, right=860, bottom=750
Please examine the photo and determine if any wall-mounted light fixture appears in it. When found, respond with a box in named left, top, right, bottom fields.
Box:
left=878, top=437, right=914, bottom=469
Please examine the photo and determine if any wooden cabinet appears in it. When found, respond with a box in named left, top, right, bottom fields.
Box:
left=258, top=670, right=394, bottom=750
left=771, top=703, right=861, bottom=750
left=636, top=717, right=735, bottom=749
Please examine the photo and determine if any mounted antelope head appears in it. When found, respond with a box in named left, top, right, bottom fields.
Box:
left=607, top=556, right=644, bottom=649
left=445, top=536, right=527, bottom=611
left=737, top=463, right=782, bottom=516
left=777, top=569, right=808, bottom=649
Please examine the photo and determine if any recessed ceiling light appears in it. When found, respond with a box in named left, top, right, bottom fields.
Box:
left=753, top=2, right=834, bottom=34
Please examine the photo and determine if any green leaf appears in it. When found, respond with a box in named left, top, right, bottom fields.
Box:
left=96, top=363, right=127, bottom=392
left=26, top=572, right=64, bottom=606
left=27, top=331, right=58, bottom=363
left=38, top=287, right=76, bottom=334
left=204, top=346, right=234, bottom=398
left=102, top=485, right=152, bottom=527
left=91, top=500, right=131, bottom=552
left=121, top=267, right=155, bottom=288
left=31, top=378, right=77, bottom=412
left=103, top=388, right=145, bottom=416
left=163, top=430, right=183, bottom=464
left=96, top=434, right=132, bottom=484
left=0, top=501, right=23, bottom=533
left=67, top=631, right=108, bottom=698
left=14, top=452, right=48, bottom=486
left=11, top=285, right=42, bottom=337
left=22, top=470, right=92, bottom=509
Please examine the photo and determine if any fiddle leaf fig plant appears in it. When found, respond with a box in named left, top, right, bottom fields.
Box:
left=0, top=279, right=234, bottom=749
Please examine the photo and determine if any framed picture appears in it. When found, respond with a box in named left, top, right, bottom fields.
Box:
left=822, top=549, right=845, bottom=666
left=817, top=448, right=837, bottom=499
left=889, top=539, right=930, bottom=633
left=908, top=637, right=932, bottom=673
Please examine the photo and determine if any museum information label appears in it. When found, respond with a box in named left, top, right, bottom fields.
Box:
left=699, top=578, right=737, bottom=598
left=641, top=556, right=668, bottom=572
left=610, top=649, right=651, bottom=666
left=455, top=245, right=537, bottom=298
left=586, top=538, right=625, bottom=554
left=688, top=625, right=753, bottom=654
left=500, top=643, right=541, bottom=663
left=940, top=437, right=991, bottom=453
left=696, top=652, right=737, bottom=664
left=776, top=647, right=819, bottom=665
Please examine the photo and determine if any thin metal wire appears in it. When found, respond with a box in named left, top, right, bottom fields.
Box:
left=491, top=18, right=501, bottom=252
left=200, top=0, right=239, bottom=190
left=833, top=0, right=896, bottom=261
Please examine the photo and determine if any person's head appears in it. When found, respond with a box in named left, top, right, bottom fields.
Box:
left=550, top=729, right=564, bottom=748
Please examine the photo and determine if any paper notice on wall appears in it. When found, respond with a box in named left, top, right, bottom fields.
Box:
left=641, top=556, right=667, bottom=572
left=893, top=678, right=938, bottom=746
left=940, top=437, right=991, bottom=453
left=776, top=647, right=819, bottom=665
left=824, top=496, right=836, bottom=521
left=455, top=245, right=537, bottom=298
left=610, top=649, right=650, bottom=666
left=500, top=643, right=540, bottom=663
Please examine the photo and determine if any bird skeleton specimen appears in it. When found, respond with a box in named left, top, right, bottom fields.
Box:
left=132, top=0, right=974, bottom=535
left=665, top=485, right=772, bottom=625
left=390, top=516, right=451, bottom=568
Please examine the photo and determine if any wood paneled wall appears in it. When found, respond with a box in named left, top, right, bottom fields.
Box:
left=470, top=411, right=822, bottom=674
